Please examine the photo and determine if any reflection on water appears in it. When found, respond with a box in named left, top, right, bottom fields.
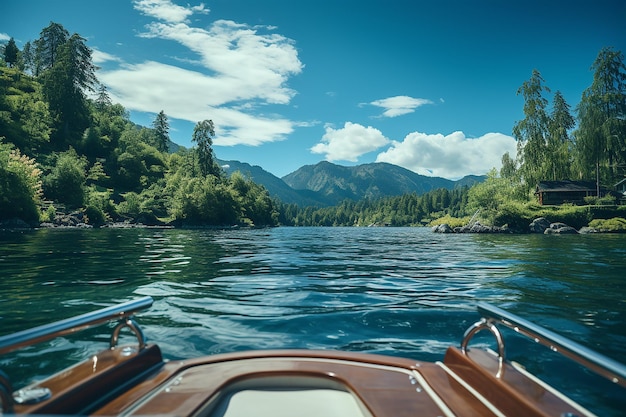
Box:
left=1, top=227, right=625, bottom=415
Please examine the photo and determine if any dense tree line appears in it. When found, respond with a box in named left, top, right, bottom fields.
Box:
left=512, top=47, right=626, bottom=193
left=276, top=187, right=469, bottom=227
left=1, top=22, right=278, bottom=227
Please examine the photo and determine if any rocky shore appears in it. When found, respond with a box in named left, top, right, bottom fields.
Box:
left=432, top=217, right=614, bottom=234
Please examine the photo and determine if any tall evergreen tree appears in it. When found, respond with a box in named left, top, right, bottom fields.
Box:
left=41, top=36, right=96, bottom=147
left=65, top=33, right=98, bottom=92
left=152, top=110, right=170, bottom=153
left=95, top=84, right=112, bottom=111
left=3, top=38, right=19, bottom=68
left=21, top=41, right=35, bottom=74
left=35, top=22, right=69, bottom=75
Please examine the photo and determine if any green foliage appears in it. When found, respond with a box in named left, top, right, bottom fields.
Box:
left=192, top=119, right=219, bottom=177
left=43, top=148, right=87, bottom=207
left=41, top=203, right=56, bottom=222
left=114, top=128, right=166, bottom=191
left=117, top=192, right=142, bottom=218
left=588, top=217, right=626, bottom=232
left=583, top=194, right=618, bottom=206
left=170, top=175, right=239, bottom=225
left=3, top=38, right=19, bottom=68
left=278, top=187, right=470, bottom=227
left=230, top=171, right=277, bottom=226
left=0, top=22, right=280, bottom=228
left=35, top=22, right=69, bottom=73
left=466, top=168, right=527, bottom=223
left=513, top=69, right=551, bottom=190
left=0, top=67, right=52, bottom=152
left=84, top=186, right=114, bottom=226
left=152, top=110, right=169, bottom=153
left=574, top=47, right=626, bottom=183
left=428, top=214, right=469, bottom=228
left=0, top=140, right=42, bottom=223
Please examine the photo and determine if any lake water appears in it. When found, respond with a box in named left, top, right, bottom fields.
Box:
left=1, top=226, right=625, bottom=415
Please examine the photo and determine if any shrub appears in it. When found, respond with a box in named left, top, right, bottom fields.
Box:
left=588, top=217, right=626, bottom=232
left=43, top=149, right=87, bottom=207
left=0, top=141, right=42, bottom=223
left=429, top=214, right=469, bottom=228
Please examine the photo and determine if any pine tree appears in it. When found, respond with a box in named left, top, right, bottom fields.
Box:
left=35, top=22, right=69, bottom=74
left=3, top=37, right=19, bottom=68
left=152, top=110, right=170, bottom=153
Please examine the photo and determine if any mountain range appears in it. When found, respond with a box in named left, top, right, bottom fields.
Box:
left=219, top=159, right=485, bottom=207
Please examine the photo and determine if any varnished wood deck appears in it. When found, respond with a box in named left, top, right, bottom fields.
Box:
left=13, top=344, right=593, bottom=417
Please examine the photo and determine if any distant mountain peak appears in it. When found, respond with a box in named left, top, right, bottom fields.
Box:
left=219, top=159, right=484, bottom=206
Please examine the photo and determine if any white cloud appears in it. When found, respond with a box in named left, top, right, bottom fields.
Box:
left=139, top=19, right=302, bottom=104
left=98, top=1, right=303, bottom=147
left=368, top=95, right=434, bottom=118
left=133, top=0, right=208, bottom=24
left=101, top=61, right=293, bottom=145
left=311, top=122, right=391, bottom=162
left=376, top=131, right=517, bottom=179
left=92, top=49, right=122, bottom=64
left=0, top=33, right=10, bottom=42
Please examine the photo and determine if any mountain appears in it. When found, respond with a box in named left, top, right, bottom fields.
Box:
left=282, top=161, right=483, bottom=205
left=220, top=159, right=484, bottom=207
left=218, top=159, right=328, bottom=206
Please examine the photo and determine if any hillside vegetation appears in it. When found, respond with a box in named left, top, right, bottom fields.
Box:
left=1, top=23, right=277, bottom=227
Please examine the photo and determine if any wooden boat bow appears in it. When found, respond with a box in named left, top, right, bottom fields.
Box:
left=1, top=297, right=624, bottom=417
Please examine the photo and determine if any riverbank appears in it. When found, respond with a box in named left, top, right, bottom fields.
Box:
left=432, top=215, right=626, bottom=234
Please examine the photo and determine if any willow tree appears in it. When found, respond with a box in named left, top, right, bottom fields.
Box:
left=513, top=69, right=551, bottom=190
left=574, top=47, right=626, bottom=190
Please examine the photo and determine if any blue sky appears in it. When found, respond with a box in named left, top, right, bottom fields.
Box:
left=2, top=0, right=625, bottom=179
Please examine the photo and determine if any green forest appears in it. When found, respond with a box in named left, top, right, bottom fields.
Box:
left=1, top=23, right=278, bottom=228
left=1, top=23, right=626, bottom=230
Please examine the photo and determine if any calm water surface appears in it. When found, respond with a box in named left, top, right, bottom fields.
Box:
left=1, top=227, right=625, bottom=415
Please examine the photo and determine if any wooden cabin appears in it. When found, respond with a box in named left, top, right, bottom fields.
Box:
left=535, top=180, right=599, bottom=205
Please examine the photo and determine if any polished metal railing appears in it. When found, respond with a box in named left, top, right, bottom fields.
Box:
left=0, top=297, right=154, bottom=412
left=0, top=296, right=154, bottom=355
left=462, top=302, right=626, bottom=387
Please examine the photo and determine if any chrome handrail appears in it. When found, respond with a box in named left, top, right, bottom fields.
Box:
left=0, top=296, right=154, bottom=356
left=468, top=302, right=626, bottom=388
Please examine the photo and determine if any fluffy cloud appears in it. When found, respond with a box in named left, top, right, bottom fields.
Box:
left=97, top=0, right=302, bottom=146
left=134, top=0, right=209, bottom=23
left=368, top=95, right=434, bottom=117
left=376, top=131, right=516, bottom=179
left=0, top=33, right=10, bottom=42
left=311, top=122, right=391, bottom=162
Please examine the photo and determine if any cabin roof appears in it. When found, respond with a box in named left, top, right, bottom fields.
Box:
left=536, top=180, right=596, bottom=192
